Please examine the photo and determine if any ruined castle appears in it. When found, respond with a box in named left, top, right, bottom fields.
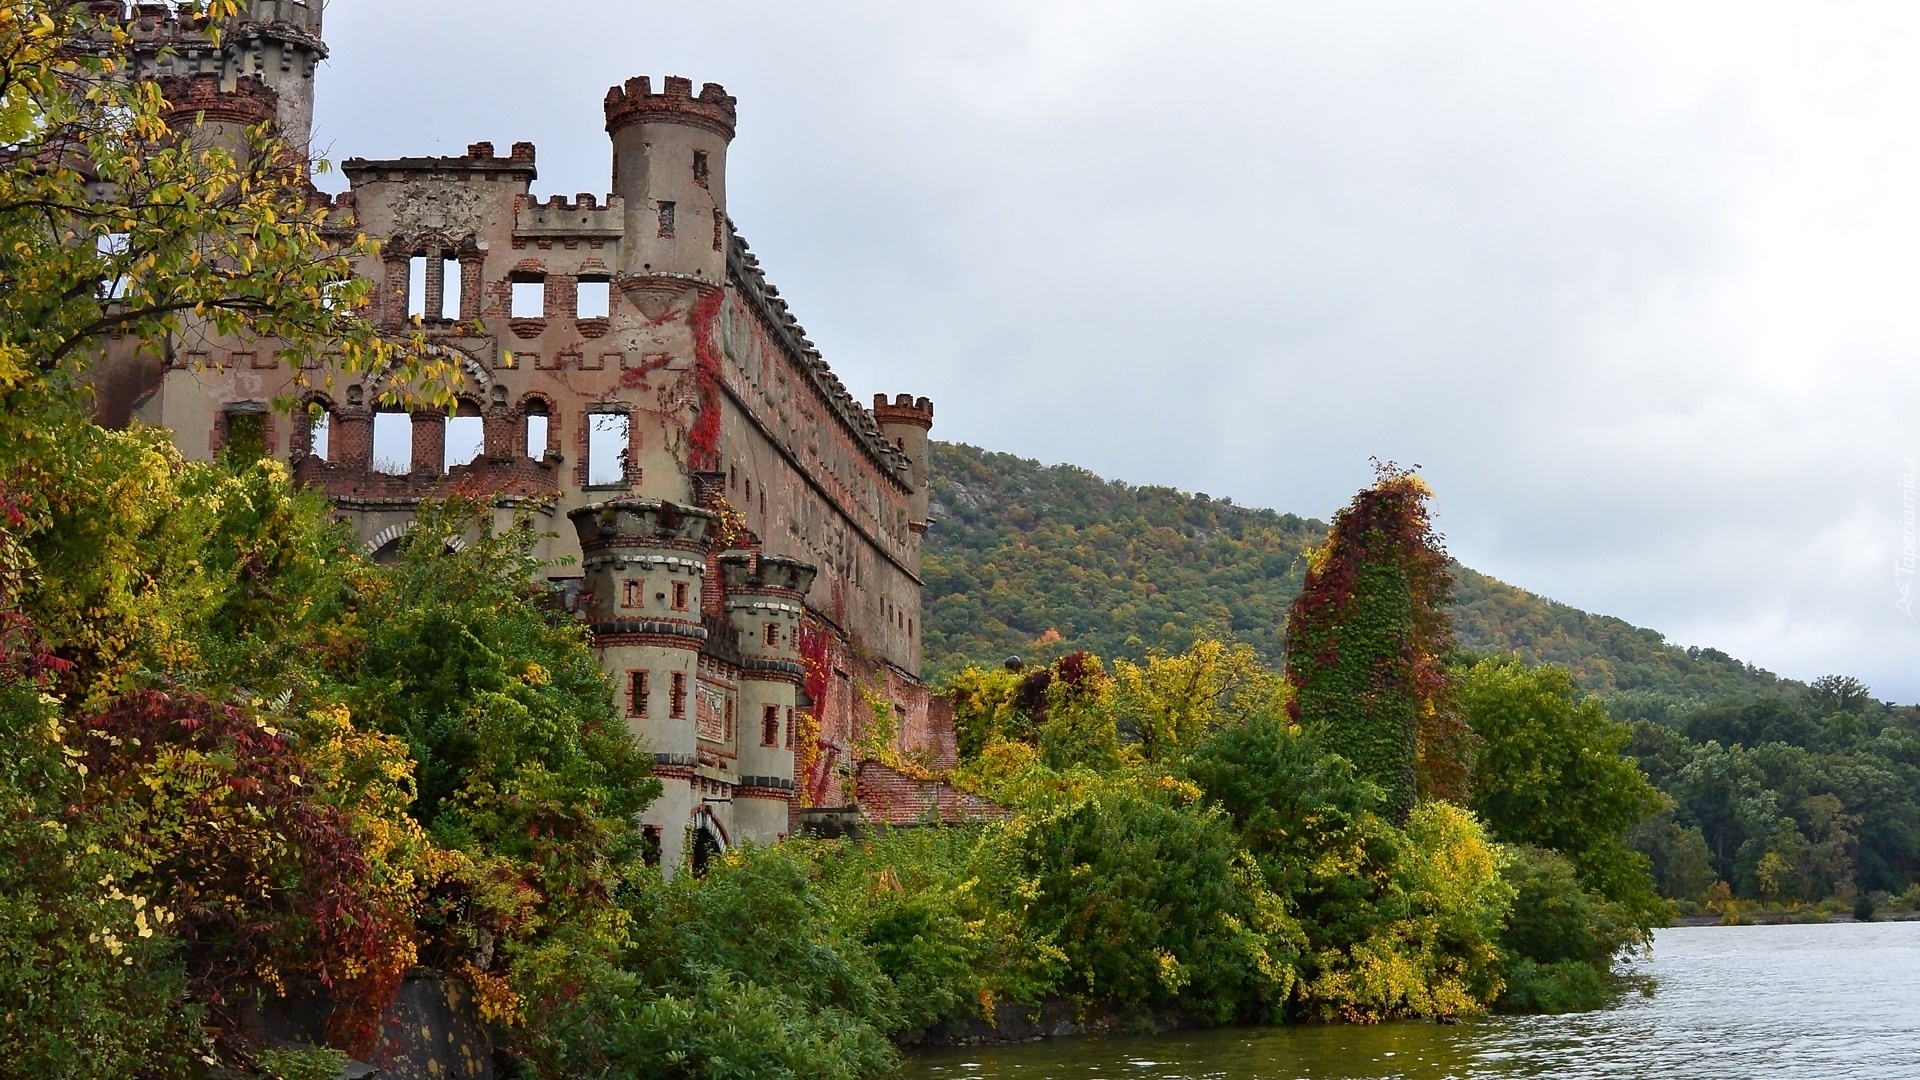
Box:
left=96, top=1, right=975, bottom=869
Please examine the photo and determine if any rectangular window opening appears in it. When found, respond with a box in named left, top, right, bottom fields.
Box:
left=308, top=407, right=330, bottom=461
left=576, top=279, right=611, bottom=320
left=693, top=150, right=709, bottom=188
left=97, top=232, right=132, bottom=300
left=628, top=670, right=650, bottom=717
left=525, top=409, right=549, bottom=459
left=511, top=278, right=545, bottom=319
left=441, top=259, right=462, bottom=320
left=669, top=671, right=686, bottom=718
left=725, top=699, right=735, bottom=743
left=764, top=622, right=778, bottom=647
left=657, top=201, right=676, bottom=238
left=407, top=256, right=428, bottom=318
left=671, top=581, right=689, bottom=612
left=444, top=413, right=483, bottom=471
left=623, top=579, right=644, bottom=608
left=371, top=411, right=413, bottom=475
left=587, top=411, right=630, bottom=486
left=222, top=410, right=266, bottom=465
left=762, top=705, right=779, bottom=747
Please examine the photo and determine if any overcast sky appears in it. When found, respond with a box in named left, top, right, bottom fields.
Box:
left=313, top=1, right=1920, bottom=702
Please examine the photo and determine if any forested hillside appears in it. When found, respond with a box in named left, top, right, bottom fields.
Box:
left=923, top=442, right=1793, bottom=704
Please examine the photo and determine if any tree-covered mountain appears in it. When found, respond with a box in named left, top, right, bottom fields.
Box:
left=922, top=441, right=1795, bottom=705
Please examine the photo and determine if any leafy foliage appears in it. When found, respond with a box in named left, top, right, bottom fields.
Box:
left=1625, top=686, right=1920, bottom=902
left=1283, top=464, right=1460, bottom=818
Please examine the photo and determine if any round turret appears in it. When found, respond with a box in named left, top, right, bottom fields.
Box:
left=604, top=76, right=738, bottom=285
left=873, top=394, right=935, bottom=535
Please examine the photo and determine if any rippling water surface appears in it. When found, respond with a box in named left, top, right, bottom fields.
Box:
left=895, top=923, right=1920, bottom=1079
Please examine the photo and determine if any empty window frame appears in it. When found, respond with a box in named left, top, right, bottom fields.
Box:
left=221, top=408, right=266, bottom=465
left=407, top=256, right=428, bottom=318
left=725, top=699, right=735, bottom=743
left=670, top=581, right=689, bottom=611
left=669, top=671, right=686, bottom=719
left=628, top=671, right=650, bottom=717
left=510, top=277, right=546, bottom=319
left=524, top=401, right=550, bottom=459
left=371, top=411, right=413, bottom=474
left=97, top=232, right=132, bottom=300
left=623, top=579, right=645, bottom=608
left=440, top=259, right=462, bottom=320
left=693, top=150, right=709, bottom=188
left=587, top=411, right=629, bottom=486
left=761, top=705, right=779, bottom=747
left=444, top=403, right=483, bottom=470
left=307, top=404, right=330, bottom=461
left=763, top=622, right=779, bottom=647
left=656, top=201, right=675, bottom=238
left=576, top=278, right=611, bottom=320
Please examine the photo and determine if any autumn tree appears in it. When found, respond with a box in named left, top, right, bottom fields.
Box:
left=1283, top=463, right=1465, bottom=820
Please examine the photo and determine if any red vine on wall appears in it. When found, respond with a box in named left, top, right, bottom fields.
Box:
left=796, top=614, right=836, bottom=807
left=686, top=288, right=726, bottom=471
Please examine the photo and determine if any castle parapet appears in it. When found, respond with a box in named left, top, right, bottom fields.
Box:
left=572, top=497, right=717, bottom=554
left=717, top=551, right=819, bottom=599
left=603, top=75, right=737, bottom=140
left=871, top=393, right=934, bottom=430
left=158, top=71, right=277, bottom=128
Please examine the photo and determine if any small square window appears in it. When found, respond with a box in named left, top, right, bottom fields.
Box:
left=511, top=279, right=545, bottom=319
left=623, top=580, right=645, bottom=608
left=577, top=279, right=610, bottom=320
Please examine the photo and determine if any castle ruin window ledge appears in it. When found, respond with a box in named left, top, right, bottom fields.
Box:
left=508, top=317, right=547, bottom=338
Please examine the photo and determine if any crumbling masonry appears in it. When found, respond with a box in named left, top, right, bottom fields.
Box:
left=93, top=1, right=962, bottom=870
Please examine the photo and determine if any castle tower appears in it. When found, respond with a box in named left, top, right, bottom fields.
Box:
left=156, top=70, right=279, bottom=161
left=572, top=499, right=718, bottom=874
left=110, top=0, right=328, bottom=155
left=603, top=76, right=737, bottom=286
left=719, top=552, right=817, bottom=844
left=873, top=395, right=935, bottom=549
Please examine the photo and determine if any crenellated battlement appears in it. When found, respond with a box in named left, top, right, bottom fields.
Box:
left=604, top=75, right=737, bottom=141
left=516, top=191, right=624, bottom=239
left=157, top=71, right=276, bottom=127
left=872, top=394, right=934, bottom=430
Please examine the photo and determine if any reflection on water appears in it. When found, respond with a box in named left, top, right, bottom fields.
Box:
left=895, top=923, right=1920, bottom=1079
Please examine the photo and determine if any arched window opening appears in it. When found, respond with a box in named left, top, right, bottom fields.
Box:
left=371, top=410, right=413, bottom=475
left=444, top=401, right=483, bottom=470
left=308, top=404, right=331, bottom=461
left=524, top=400, right=550, bottom=459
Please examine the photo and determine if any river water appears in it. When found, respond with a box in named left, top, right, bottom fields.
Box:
left=896, top=923, right=1920, bottom=1079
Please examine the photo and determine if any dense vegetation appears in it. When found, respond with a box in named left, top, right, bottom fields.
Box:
left=0, top=7, right=1750, bottom=1076
left=1621, top=681, right=1920, bottom=913
left=925, top=442, right=1791, bottom=704
left=924, top=443, right=1920, bottom=918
